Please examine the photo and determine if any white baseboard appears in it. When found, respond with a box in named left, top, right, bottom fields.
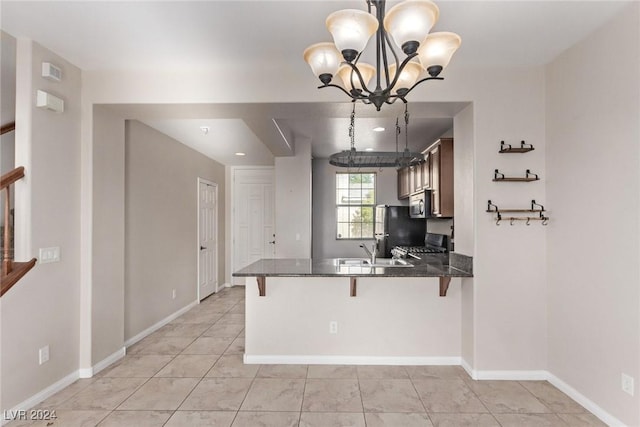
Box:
left=124, top=300, right=198, bottom=348
left=459, top=364, right=623, bottom=426
left=547, top=373, right=625, bottom=427
left=79, top=347, right=127, bottom=378
left=221, top=283, right=243, bottom=289
left=461, top=358, right=474, bottom=379
left=244, top=355, right=461, bottom=366
left=473, top=369, right=549, bottom=381
left=1, top=370, right=79, bottom=426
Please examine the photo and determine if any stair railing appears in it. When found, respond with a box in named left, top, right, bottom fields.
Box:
left=1, top=122, right=37, bottom=297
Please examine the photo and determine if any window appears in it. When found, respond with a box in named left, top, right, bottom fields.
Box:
left=336, top=172, right=376, bottom=239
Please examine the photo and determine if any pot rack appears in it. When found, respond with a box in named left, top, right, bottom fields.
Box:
left=329, top=103, right=423, bottom=168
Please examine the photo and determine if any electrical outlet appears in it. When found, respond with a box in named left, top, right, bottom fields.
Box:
left=329, top=321, right=338, bottom=334
left=172, top=289, right=177, bottom=299
left=39, top=345, right=49, bottom=365
left=622, top=373, right=635, bottom=396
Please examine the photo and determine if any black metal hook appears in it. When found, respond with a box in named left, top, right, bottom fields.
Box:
left=525, top=169, right=539, bottom=180
left=531, top=200, right=545, bottom=212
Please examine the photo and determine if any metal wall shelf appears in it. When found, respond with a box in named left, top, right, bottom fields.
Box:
left=486, top=200, right=549, bottom=226
left=493, top=169, right=539, bottom=182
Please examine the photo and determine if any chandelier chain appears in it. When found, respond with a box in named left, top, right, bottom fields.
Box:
left=404, top=104, right=410, bottom=151
left=349, top=103, right=356, bottom=151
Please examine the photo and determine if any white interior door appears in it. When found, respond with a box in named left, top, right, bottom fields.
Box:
left=233, top=168, right=275, bottom=284
left=198, top=179, right=218, bottom=300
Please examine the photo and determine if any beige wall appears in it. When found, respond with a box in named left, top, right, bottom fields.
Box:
left=274, top=138, right=312, bottom=258
left=454, top=104, right=475, bottom=368
left=91, top=105, right=125, bottom=364
left=1, top=32, right=17, bottom=226
left=546, top=4, right=640, bottom=425
left=124, top=120, right=225, bottom=340
left=245, top=276, right=461, bottom=359
left=1, top=39, right=81, bottom=410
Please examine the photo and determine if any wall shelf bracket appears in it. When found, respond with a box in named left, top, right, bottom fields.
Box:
left=499, top=140, right=535, bottom=153
left=493, top=169, right=539, bottom=182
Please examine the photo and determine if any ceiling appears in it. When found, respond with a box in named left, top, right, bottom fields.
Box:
left=1, top=1, right=631, bottom=164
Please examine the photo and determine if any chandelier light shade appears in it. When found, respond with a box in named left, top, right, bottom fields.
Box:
left=326, top=9, right=379, bottom=62
left=417, top=32, right=462, bottom=72
left=384, top=0, right=440, bottom=55
left=303, top=42, right=343, bottom=84
left=337, top=63, right=376, bottom=92
left=303, top=0, right=461, bottom=111
left=388, top=61, right=423, bottom=94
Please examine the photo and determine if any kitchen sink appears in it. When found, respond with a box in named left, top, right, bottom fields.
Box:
left=365, top=258, right=414, bottom=268
left=334, top=258, right=369, bottom=266
left=333, top=258, right=413, bottom=268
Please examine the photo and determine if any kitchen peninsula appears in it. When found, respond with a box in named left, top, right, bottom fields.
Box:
left=233, top=254, right=473, bottom=365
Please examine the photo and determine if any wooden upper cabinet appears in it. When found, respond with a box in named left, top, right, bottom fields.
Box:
left=397, top=138, right=453, bottom=211
left=421, top=154, right=431, bottom=189
left=397, top=166, right=411, bottom=199
left=428, top=138, right=454, bottom=217
left=430, top=144, right=441, bottom=215
left=410, top=164, right=422, bottom=193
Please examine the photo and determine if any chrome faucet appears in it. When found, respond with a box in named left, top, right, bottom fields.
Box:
left=359, top=242, right=377, bottom=265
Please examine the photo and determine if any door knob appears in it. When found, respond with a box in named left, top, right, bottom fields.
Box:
left=268, top=241, right=276, bottom=244
left=200, top=246, right=207, bottom=250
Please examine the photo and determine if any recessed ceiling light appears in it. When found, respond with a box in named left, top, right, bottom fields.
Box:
left=373, top=127, right=385, bottom=132
left=365, top=148, right=374, bottom=151
left=235, top=152, right=246, bottom=156
left=200, top=126, right=209, bottom=135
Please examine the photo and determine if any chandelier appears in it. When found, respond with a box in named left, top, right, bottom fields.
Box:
left=303, top=0, right=461, bottom=111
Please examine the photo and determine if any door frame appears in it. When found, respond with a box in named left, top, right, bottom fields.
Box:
left=197, top=177, right=219, bottom=301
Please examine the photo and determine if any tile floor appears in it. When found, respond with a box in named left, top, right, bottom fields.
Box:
left=8, top=286, right=607, bottom=427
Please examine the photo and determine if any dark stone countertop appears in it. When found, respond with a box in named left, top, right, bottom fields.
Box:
left=232, top=253, right=473, bottom=278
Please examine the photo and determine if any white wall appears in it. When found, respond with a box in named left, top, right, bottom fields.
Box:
left=546, top=4, right=640, bottom=425
left=125, top=120, right=226, bottom=341
left=2, top=39, right=81, bottom=410
left=312, top=159, right=407, bottom=259
left=275, top=138, right=312, bottom=258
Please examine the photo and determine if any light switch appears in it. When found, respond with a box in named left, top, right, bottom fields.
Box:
left=39, top=247, right=60, bottom=264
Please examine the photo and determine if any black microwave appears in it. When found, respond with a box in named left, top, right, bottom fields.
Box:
left=409, top=190, right=431, bottom=219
